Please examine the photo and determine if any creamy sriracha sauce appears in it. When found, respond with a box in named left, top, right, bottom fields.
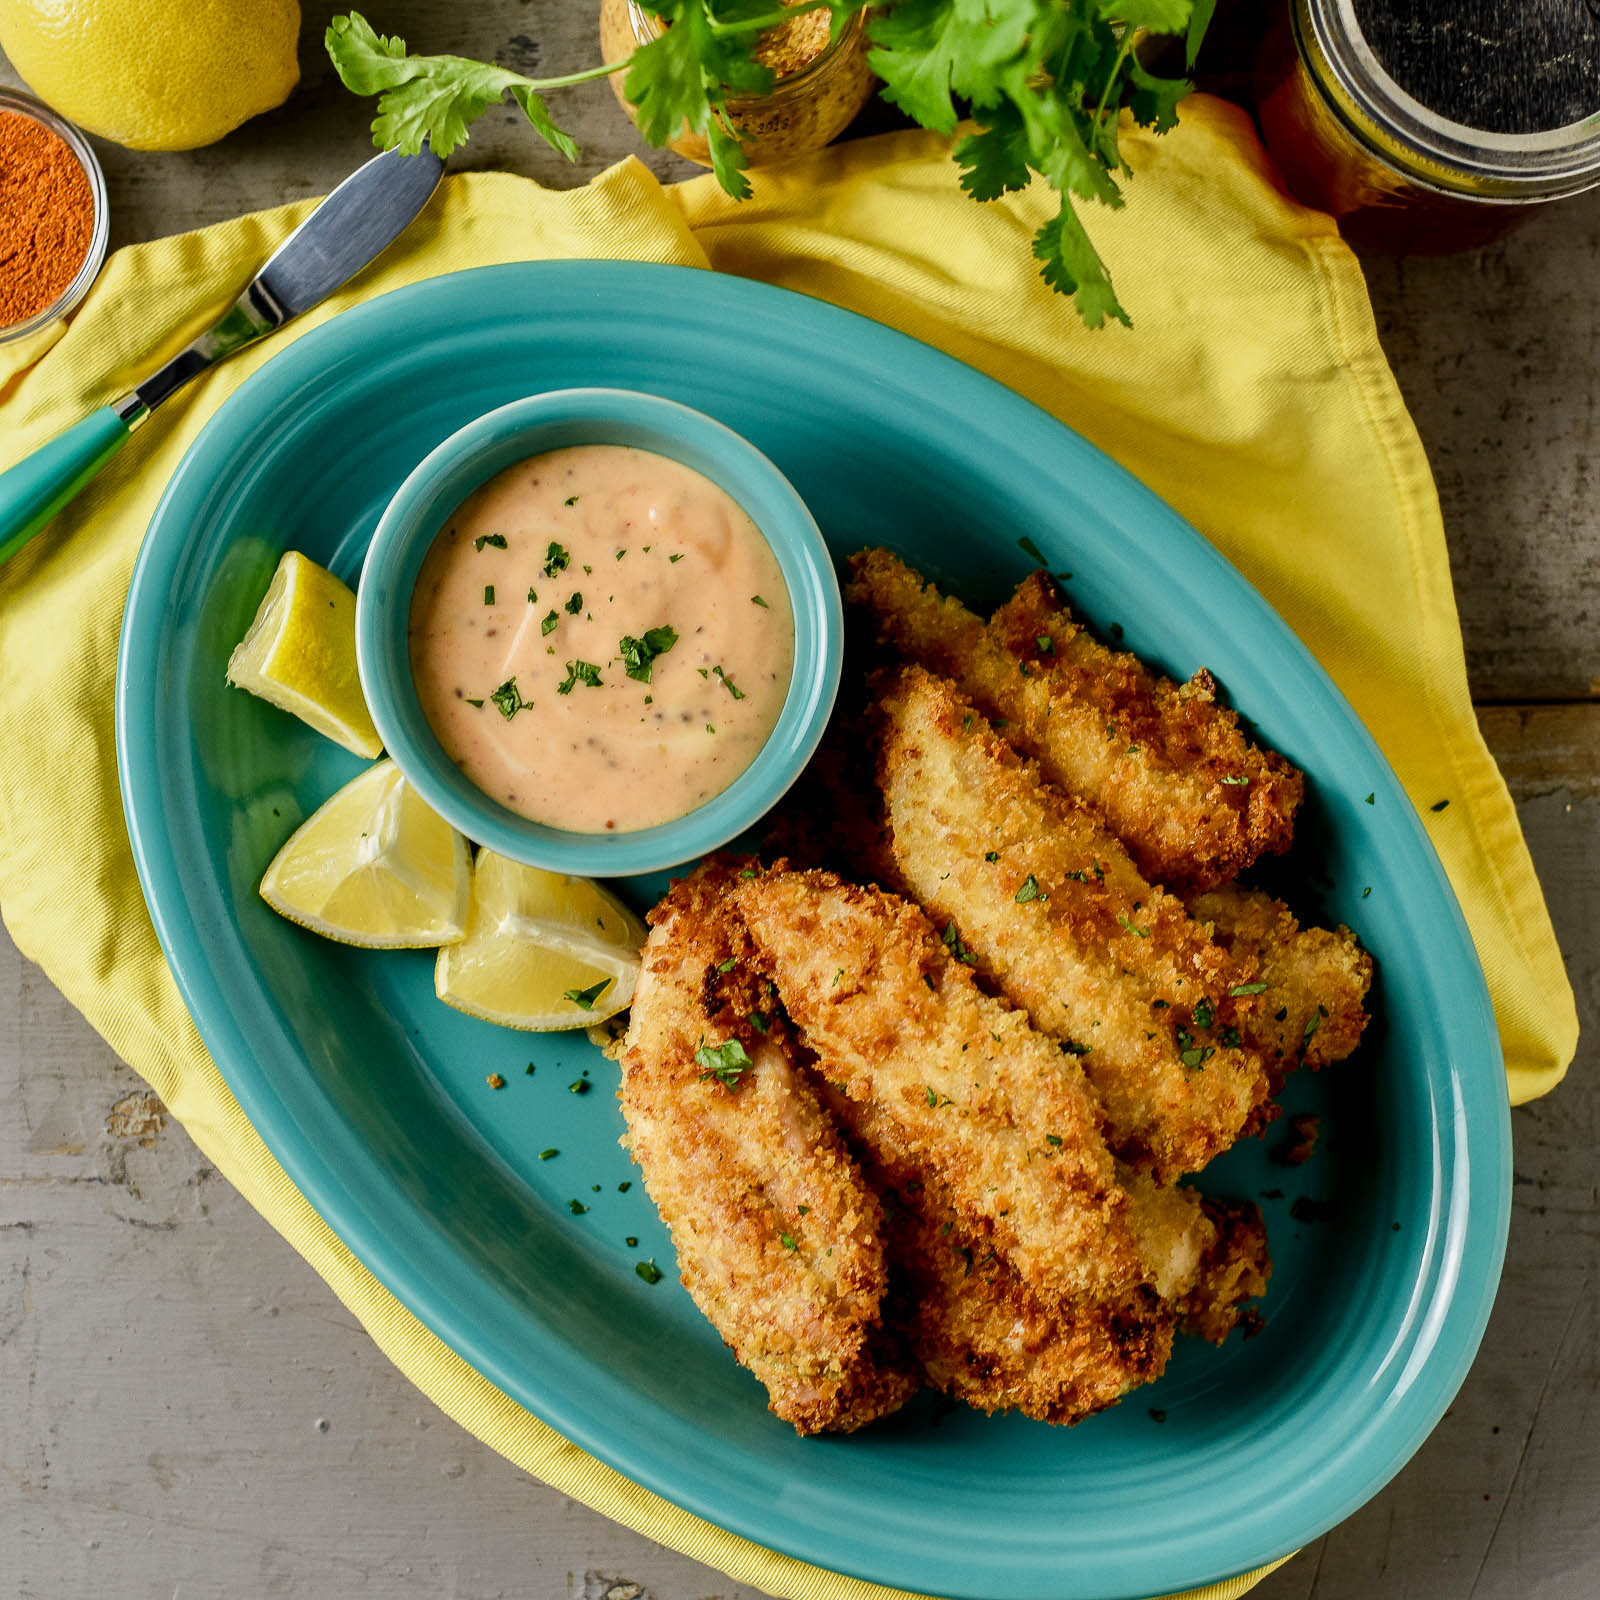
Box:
left=408, top=445, right=795, bottom=833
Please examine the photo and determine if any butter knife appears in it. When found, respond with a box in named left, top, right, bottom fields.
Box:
left=0, top=144, right=444, bottom=567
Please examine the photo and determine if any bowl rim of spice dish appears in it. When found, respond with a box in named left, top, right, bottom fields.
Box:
left=0, top=86, right=109, bottom=346
left=356, top=386, right=842, bottom=876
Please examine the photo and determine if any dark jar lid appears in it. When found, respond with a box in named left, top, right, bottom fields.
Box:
left=1298, top=0, right=1600, bottom=202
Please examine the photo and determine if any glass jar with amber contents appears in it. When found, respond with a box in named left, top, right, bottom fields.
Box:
left=1256, top=0, right=1600, bottom=252
left=598, top=0, right=876, bottom=170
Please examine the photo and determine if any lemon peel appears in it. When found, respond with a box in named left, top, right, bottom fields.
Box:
left=227, top=550, right=383, bottom=760
left=436, top=850, right=646, bottom=1032
left=260, top=759, right=469, bottom=949
left=0, top=0, right=301, bottom=152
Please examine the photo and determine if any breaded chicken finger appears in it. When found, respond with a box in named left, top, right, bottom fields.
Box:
left=733, top=867, right=1153, bottom=1308
left=849, top=548, right=1303, bottom=892
left=1187, top=882, right=1373, bottom=1091
left=877, top=1172, right=1174, bottom=1425
left=619, top=860, right=916, bottom=1435
left=871, top=666, right=1273, bottom=1181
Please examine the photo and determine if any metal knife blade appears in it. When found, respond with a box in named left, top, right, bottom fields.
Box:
left=116, top=146, right=444, bottom=423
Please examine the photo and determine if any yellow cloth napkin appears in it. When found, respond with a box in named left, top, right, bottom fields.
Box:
left=0, top=98, right=1575, bottom=1600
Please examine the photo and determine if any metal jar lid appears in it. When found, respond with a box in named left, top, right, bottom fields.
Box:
left=1297, top=0, right=1600, bottom=202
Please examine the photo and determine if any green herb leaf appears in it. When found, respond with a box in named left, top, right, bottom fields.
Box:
left=325, top=13, right=580, bottom=161
left=542, top=541, right=570, bottom=578
left=565, top=591, right=583, bottom=615
left=541, top=609, right=559, bottom=636
left=619, top=624, right=679, bottom=683
left=1015, top=875, right=1045, bottom=903
left=695, top=1037, right=754, bottom=1088
left=780, top=1233, right=798, bottom=1250
left=483, top=584, right=495, bottom=605
left=751, top=594, right=769, bottom=607
left=474, top=532, right=507, bottom=551
left=1117, top=912, right=1150, bottom=938
left=635, top=1257, right=663, bottom=1283
left=556, top=660, right=602, bottom=694
left=940, top=921, right=977, bottom=965
left=489, top=677, right=527, bottom=719
left=1229, top=982, right=1269, bottom=996
left=568, top=1198, right=588, bottom=1215
left=1220, top=773, right=1251, bottom=786
left=712, top=664, right=746, bottom=700
left=563, top=978, right=612, bottom=1010
left=1192, top=998, right=1214, bottom=1029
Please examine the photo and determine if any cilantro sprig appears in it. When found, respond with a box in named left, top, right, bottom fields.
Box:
left=328, top=3, right=1212, bottom=326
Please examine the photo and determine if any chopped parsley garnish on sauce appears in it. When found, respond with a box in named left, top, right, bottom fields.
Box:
left=668, top=552, right=683, bottom=563
left=712, top=665, right=745, bottom=700
left=474, top=532, right=507, bottom=551
left=695, top=1037, right=753, bottom=1088
left=540, top=609, right=559, bottom=635
left=565, top=591, right=583, bottom=614
left=556, top=660, right=602, bottom=694
left=1229, top=982, right=1269, bottom=996
left=619, top=624, right=678, bottom=683
left=636, top=1258, right=663, bottom=1284
left=465, top=697, right=484, bottom=708
left=542, top=541, right=570, bottom=577
left=563, top=978, right=612, bottom=1010
left=482, top=585, right=495, bottom=605
left=1015, top=876, right=1045, bottom=903
left=489, top=677, right=527, bottom=719
left=564, top=495, right=579, bottom=506
left=751, top=594, right=769, bottom=607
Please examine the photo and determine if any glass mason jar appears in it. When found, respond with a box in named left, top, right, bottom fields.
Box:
left=1255, top=0, right=1600, bottom=252
left=598, top=0, right=876, bottom=170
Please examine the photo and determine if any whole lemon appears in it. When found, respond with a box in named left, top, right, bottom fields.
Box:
left=0, top=0, right=301, bottom=151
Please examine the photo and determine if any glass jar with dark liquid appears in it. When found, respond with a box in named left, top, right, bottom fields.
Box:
left=1257, top=0, right=1600, bottom=250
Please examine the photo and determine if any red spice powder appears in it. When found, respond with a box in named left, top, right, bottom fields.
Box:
left=0, top=110, right=95, bottom=329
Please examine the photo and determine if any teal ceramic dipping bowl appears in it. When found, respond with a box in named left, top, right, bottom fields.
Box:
left=355, top=388, right=841, bottom=876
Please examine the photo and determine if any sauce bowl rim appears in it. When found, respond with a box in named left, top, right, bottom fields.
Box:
left=355, top=386, right=842, bottom=875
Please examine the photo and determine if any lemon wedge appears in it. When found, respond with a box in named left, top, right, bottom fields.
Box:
left=226, top=550, right=383, bottom=759
left=435, top=850, right=647, bottom=1031
left=260, top=760, right=469, bottom=948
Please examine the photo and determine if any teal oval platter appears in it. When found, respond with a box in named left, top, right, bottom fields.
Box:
left=116, top=261, right=1510, bottom=1600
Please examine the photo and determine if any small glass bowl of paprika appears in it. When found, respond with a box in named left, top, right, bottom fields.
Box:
left=0, top=87, right=109, bottom=346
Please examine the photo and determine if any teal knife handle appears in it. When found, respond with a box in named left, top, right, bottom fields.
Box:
left=0, top=406, right=132, bottom=566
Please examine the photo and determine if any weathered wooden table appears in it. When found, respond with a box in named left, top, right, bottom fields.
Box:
left=3, top=7, right=1595, bottom=1598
